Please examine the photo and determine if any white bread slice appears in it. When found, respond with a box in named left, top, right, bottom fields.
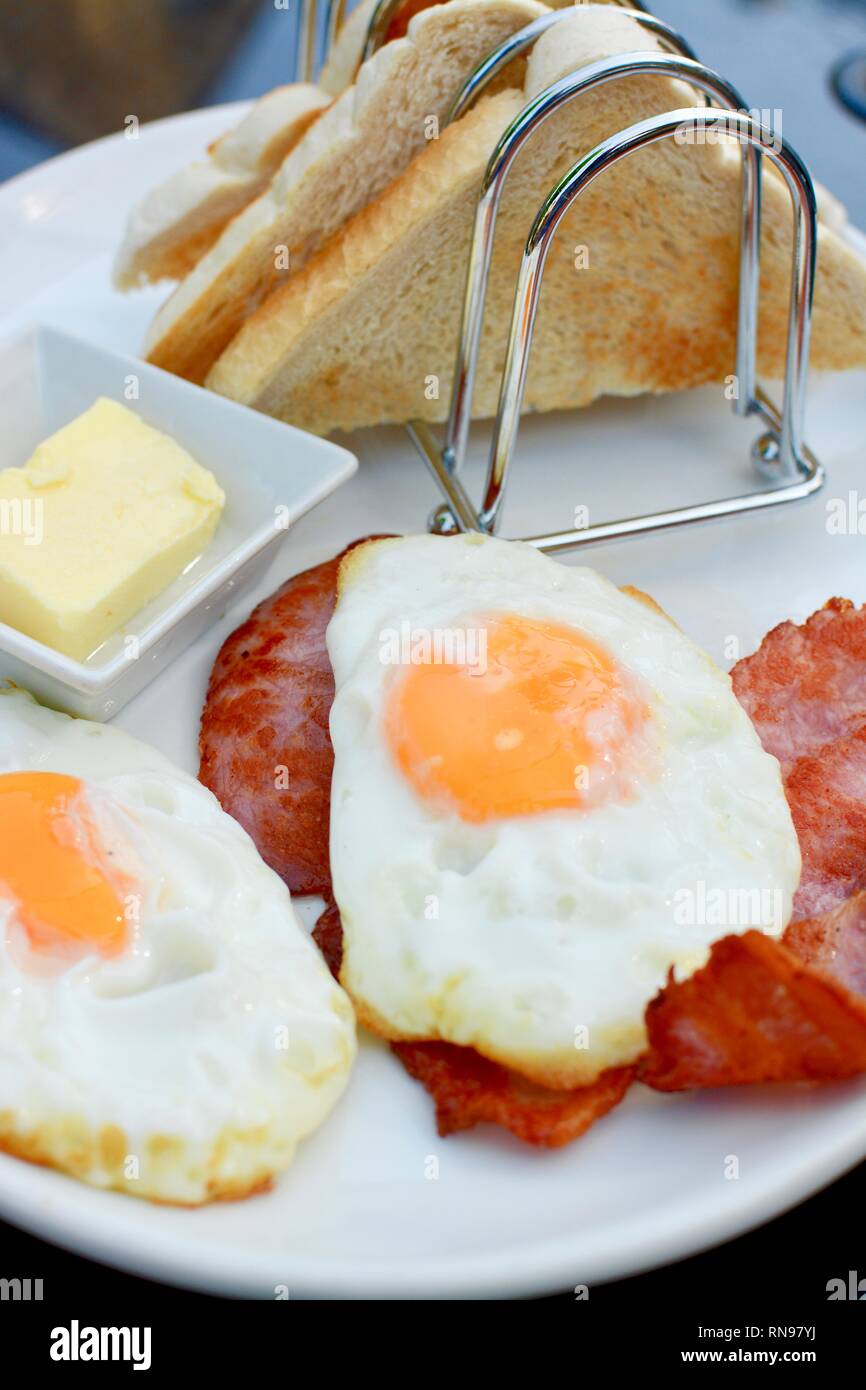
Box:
left=319, top=0, right=380, bottom=96
left=142, top=0, right=549, bottom=384
left=114, top=85, right=331, bottom=289
left=207, top=4, right=866, bottom=434
left=113, top=0, right=398, bottom=289
left=317, top=0, right=615, bottom=94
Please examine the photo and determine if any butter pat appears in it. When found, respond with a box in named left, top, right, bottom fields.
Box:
left=0, top=398, right=225, bottom=661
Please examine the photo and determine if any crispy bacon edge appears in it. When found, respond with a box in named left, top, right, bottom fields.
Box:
left=639, top=930, right=866, bottom=1092
left=314, top=901, right=634, bottom=1146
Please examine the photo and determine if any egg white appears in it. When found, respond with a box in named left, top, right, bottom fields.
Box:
left=0, top=687, right=355, bottom=1203
left=327, top=534, right=801, bottom=1088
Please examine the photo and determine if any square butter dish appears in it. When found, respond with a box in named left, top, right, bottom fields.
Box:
left=0, top=326, right=357, bottom=719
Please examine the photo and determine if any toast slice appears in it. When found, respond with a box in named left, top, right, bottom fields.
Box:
left=114, top=84, right=331, bottom=289
left=317, top=0, right=613, bottom=93
left=142, top=0, right=549, bottom=385
left=206, top=4, right=866, bottom=435
left=319, top=0, right=382, bottom=96
left=112, top=0, right=394, bottom=290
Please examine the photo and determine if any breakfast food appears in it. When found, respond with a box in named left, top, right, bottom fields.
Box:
left=112, top=0, right=421, bottom=288
left=315, top=0, right=595, bottom=96
left=318, top=0, right=394, bottom=95
left=200, top=542, right=866, bottom=1143
left=72, top=0, right=866, bottom=1166
left=114, top=84, right=331, bottom=288
left=638, top=930, right=866, bottom=1091
left=199, top=544, right=646, bottom=1144
left=731, top=598, right=866, bottom=922
left=317, top=0, right=381, bottom=96
left=313, top=898, right=637, bottom=1144
left=141, top=0, right=548, bottom=383
left=786, top=893, right=866, bottom=999
left=326, top=534, right=800, bottom=1085
left=114, top=0, right=631, bottom=291
left=199, top=539, right=378, bottom=895
left=0, top=687, right=355, bottom=1203
left=639, top=598, right=866, bottom=1090
left=206, top=5, right=866, bottom=432
left=0, top=398, right=224, bottom=661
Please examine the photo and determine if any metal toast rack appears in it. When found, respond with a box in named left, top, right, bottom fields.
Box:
left=296, top=0, right=823, bottom=554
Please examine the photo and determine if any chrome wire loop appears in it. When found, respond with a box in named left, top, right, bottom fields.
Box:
left=436, top=48, right=760, bottom=491
left=446, top=6, right=702, bottom=127
left=414, top=104, right=820, bottom=550
left=300, top=3, right=824, bottom=555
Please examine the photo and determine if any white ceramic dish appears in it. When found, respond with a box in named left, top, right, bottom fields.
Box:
left=0, top=324, right=356, bottom=717
left=0, top=105, right=864, bottom=1300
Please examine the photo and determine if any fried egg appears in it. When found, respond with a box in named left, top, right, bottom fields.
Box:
left=327, top=534, right=801, bottom=1088
left=0, top=687, right=355, bottom=1203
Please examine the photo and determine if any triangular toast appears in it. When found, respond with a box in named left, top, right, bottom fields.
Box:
left=113, top=0, right=394, bottom=289
left=205, top=5, right=866, bottom=434
left=142, top=0, right=549, bottom=384
left=114, top=84, right=331, bottom=289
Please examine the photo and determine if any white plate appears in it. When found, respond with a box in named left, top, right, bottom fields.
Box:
left=0, top=106, right=865, bottom=1300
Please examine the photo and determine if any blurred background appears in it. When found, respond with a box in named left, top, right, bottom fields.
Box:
left=0, top=0, right=865, bottom=220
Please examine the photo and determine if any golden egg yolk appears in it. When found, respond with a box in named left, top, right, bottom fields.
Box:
left=385, top=614, right=647, bottom=822
left=0, top=771, right=128, bottom=957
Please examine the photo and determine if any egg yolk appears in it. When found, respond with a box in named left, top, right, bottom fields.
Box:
left=386, top=614, right=647, bottom=821
left=0, top=771, right=128, bottom=957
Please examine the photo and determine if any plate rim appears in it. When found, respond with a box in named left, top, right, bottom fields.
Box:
left=1, top=1081, right=865, bottom=1299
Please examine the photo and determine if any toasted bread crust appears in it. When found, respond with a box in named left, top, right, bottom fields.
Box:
left=142, top=0, right=548, bottom=381
left=207, top=5, right=866, bottom=433
left=114, top=87, right=330, bottom=290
